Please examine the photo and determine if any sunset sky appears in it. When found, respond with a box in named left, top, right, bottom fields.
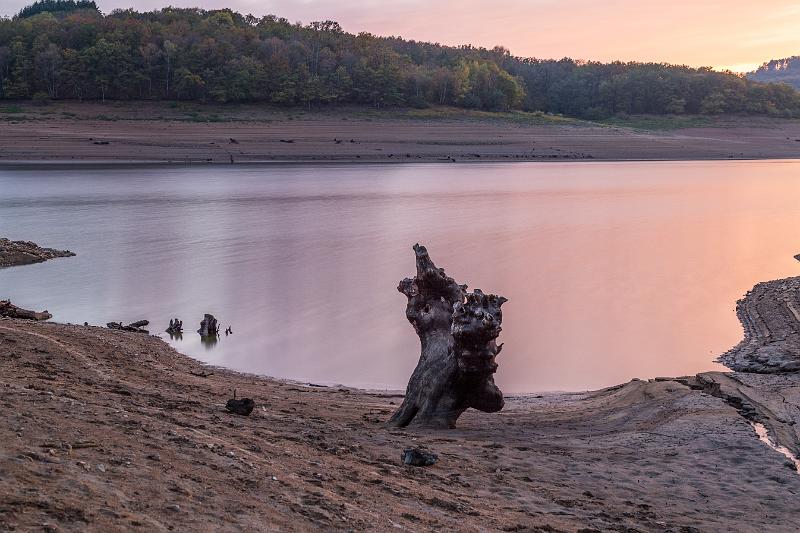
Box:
left=3, top=0, right=800, bottom=72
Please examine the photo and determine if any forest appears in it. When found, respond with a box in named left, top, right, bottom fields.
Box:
left=749, top=57, right=800, bottom=91
left=2, top=0, right=800, bottom=118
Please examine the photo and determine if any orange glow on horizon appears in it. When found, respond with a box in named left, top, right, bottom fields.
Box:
left=2, top=0, right=799, bottom=71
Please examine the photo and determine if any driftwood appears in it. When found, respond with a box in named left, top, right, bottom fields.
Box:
left=0, top=300, right=52, bottom=321
left=107, top=320, right=149, bottom=333
left=388, top=244, right=507, bottom=429
left=198, top=314, right=219, bottom=337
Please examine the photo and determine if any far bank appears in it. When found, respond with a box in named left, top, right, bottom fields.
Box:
left=2, top=103, right=800, bottom=163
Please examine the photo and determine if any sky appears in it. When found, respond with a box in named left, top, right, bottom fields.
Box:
left=2, top=0, right=799, bottom=72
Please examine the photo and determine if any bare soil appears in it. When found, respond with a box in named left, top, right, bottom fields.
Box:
left=2, top=318, right=800, bottom=532
left=2, top=103, right=800, bottom=164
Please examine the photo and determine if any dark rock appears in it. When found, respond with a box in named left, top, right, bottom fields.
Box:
left=401, top=448, right=438, bottom=467
left=226, top=397, right=255, bottom=416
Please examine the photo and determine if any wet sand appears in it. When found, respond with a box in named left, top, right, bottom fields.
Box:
left=2, top=316, right=800, bottom=532
left=2, top=103, right=800, bottom=164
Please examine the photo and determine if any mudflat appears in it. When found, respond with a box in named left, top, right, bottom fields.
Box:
left=2, top=103, right=800, bottom=164
left=2, top=317, right=800, bottom=532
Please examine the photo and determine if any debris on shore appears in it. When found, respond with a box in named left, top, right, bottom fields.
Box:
left=107, top=320, right=149, bottom=333
left=0, top=238, right=75, bottom=268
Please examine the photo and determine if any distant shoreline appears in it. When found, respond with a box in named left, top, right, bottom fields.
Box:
left=3, top=156, right=800, bottom=169
left=2, top=103, right=800, bottom=164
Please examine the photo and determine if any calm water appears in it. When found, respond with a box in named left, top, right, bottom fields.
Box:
left=2, top=161, right=800, bottom=392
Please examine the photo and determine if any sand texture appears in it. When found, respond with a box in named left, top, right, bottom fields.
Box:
left=1, top=318, right=800, bottom=532
left=2, top=104, right=800, bottom=164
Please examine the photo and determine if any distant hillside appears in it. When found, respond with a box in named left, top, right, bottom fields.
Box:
left=2, top=1, right=800, bottom=118
left=748, top=57, right=800, bottom=90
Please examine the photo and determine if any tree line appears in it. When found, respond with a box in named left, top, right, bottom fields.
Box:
left=2, top=0, right=799, bottom=118
left=748, top=57, right=800, bottom=91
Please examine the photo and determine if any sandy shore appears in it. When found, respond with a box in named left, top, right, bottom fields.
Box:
left=2, top=315, right=800, bottom=532
left=2, top=103, right=800, bottom=164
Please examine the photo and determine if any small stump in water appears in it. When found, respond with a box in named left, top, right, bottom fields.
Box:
left=388, top=244, right=508, bottom=429
left=198, top=314, right=219, bottom=337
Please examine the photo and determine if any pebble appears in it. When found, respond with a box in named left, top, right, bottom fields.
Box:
left=96, top=464, right=106, bottom=473
left=166, top=504, right=181, bottom=512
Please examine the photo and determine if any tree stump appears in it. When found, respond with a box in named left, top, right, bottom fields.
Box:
left=388, top=244, right=508, bottom=429
left=198, top=314, right=218, bottom=337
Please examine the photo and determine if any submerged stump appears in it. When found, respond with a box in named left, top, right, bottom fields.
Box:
left=388, top=244, right=508, bottom=429
left=198, top=314, right=219, bottom=337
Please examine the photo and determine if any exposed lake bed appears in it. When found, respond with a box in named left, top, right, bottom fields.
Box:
left=2, top=316, right=800, bottom=531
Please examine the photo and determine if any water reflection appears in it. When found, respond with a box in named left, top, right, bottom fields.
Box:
left=199, top=335, right=218, bottom=349
left=2, top=161, right=800, bottom=392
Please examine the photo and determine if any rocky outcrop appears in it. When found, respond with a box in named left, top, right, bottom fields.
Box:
left=0, top=238, right=75, bottom=268
left=387, top=244, right=507, bottom=429
left=0, top=300, right=52, bottom=321
left=718, top=276, right=800, bottom=373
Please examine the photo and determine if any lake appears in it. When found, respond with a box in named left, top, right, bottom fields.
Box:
left=2, top=161, right=800, bottom=392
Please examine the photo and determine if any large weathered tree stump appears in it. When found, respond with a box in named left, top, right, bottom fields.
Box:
left=388, top=244, right=508, bottom=429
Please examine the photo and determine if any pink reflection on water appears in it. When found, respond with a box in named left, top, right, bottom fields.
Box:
left=2, top=161, right=800, bottom=392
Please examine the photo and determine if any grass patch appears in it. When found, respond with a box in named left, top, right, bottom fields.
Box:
left=183, top=112, right=225, bottom=123
left=0, top=105, right=24, bottom=114
left=359, top=106, right=588, bottom=126
left=597, top=114, right=713, bottom=131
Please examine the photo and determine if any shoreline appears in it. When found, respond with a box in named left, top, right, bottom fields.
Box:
left=2, top=103, right=800, bottom=164
left=4, top=156, right=800, bottom=168
left=3, top=272, right=800, bottom=530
